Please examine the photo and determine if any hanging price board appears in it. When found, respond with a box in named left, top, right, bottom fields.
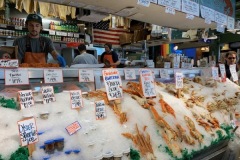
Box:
left=79, top=69, right=94, bottom=82
left=102, top=69, right=123, bottom=100
left=95, top=100, right=107, bottom=120
left=158, top=0, right=181, bottom=11
left=182, top=0, right=199, bottom=17
left=215, top=11, right=227, bottom=25
left=219, top=64, right=226, bottom=82
left=230, top=64, right=238, bottom=82
left=70, top=90, right=83, bottom=109
left=186, top=14, right=194, bottom=20
left=18, top=90, right=34, bottom=109
left=124, top=69, right=136, bottom=80
left=0, top=59, right=18, bottom=68
left=137, top=0, right=150, bottom=7
left=41, top=86, right=56, bottom=104
left=139, top=69, right=156, bottom=98
left=5, top=69, right=29, bottom=85
left=17, top=117, right=38, bottom=146
left=65, top=121, right=81, bottom=135
left=211, top=67, right=219, bottom=80
left=227, top=16, right=235, bottom=30
left=44, top=69, right=63, bottom=84
left=165, top=6, right=175, bottom=15
left=175, top=72, right=183, bottom=89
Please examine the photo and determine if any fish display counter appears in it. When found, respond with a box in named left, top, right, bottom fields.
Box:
left=0, top=67, right=238, bottom=160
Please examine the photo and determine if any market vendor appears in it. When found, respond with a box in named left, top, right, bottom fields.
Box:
left=13, top=14, right=66, bottom=67
left=225, top=51, right=238, bottom=80
left=100, top=43, right=120, bottom=68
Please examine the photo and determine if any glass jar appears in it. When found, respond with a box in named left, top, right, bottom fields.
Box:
left=44, top=140, right=55, bottom=154
left=54, top=138, right=64, bottom=151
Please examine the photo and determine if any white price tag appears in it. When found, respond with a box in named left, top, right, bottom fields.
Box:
left=49, top=30, right=56, bottom=35
left=5, top=69, right=29, bottom=85
left=18, top=90, right=34, bottom=109
left=79, top=69, right=94, bottom=82
left=15, top=26, right=22, bottom=30
left=68, top=32, right=73, bottom=37
left=219, top=64, right=226, bottom=82
left=230, top=64, right=238, bottom=82
left=74, top=33, right=79, bottom=38
left=41, top=86, right=56, bottom=104
left=70, top=90, right=83, bottom=109
left=175, top=72, right=183, bottom=89
left=0, top=24, right=7, bottom=28
left=0, top=59, right=18, bottom=68
left=137, top=0, right=150, bottom=7
left=95, top=100, right=107, bottom=120
left=227, top=16, right=235, bottom=30
left=164, top=62, right=171, bottom=68
left=17, top=118, right=38, bottom=146
left=200, top=5, right=215, bottom=21
left=211, top=67, right=219, bottom=80
left=160, top=69, right=170, bottom=79
left=158, top=0, right=181, bottom=11
left=186, top=14, right=194, bottom=20
left=140, top=69, right=156, bottom=98
left=102, top=69, right=123, bottom=100
left=44, top=69, right=63, bottom=84
left=124, top=69, right=136, bottom=80
left=165, top=6, right=175, bottom=15
left=215, top=11, right=227, bottom=25
left=217, top=23, right=225, bottom=33
left=182, top=0, right=199, bottom=17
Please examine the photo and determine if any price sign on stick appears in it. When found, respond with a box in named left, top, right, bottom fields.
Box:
left=0, top=59, right=18, bottom=68
left=41, top=86, right=56, bottom=104
left=5, top=69, right=29, bottom=85
left=102, top=69, right=123, bottom=100
left=95, top=100, right=107, bottom=120
left=79, top=69, right=94, bottom=82
left=175, top=72, right=183, bottom=89
left=219, top=64, right=226, bottom=82
left=44, top=69, right=63, bottom=84
left=70, top=90, right=83, bottom=109
left=124, top=69, right=136, bottom=80
left=230, top=64, right=238, bottom=82
left=211, top=67, right=219, bottom=80
left=164, top=62, right=171, bottom=68
left=65, top=121, right=81, bottom=135
left=160, top=69, right=170, bottom=79
left=18, top=90, right=34, bottom=109
left=17, top=117, right=38, bottom=146
left=140, top=69, right=156, bottom=98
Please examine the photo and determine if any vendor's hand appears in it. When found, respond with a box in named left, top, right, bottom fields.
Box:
left=57, top=55, right=66, bottom=67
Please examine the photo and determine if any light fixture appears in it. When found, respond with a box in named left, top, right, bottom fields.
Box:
left=84, top=27, right=87, bottom=30
left=201, top=47, right=205, bottom=51
left=174, top=45, right=178, bottom=50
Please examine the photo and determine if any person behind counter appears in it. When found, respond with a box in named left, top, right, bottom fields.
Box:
left=13, top=14, right=66, bottom=67
left=225, top=51, right=238, bottom=80
left=100, top=43, right=120, bottom=68
left=72, top=44, right=98, bottom=65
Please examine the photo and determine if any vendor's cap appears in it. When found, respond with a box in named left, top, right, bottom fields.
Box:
left=26, top=14, right=42, bottom=25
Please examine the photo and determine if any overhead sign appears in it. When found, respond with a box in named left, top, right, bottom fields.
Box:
left=182, top=0, right=200, bottom=17
left=215, top=11, right=227, bottom=25
left=200, top=5, right=215, bottom=21
left=137, top=0, right=150, bottom=7
left=158, top=0, right=181, bottom=11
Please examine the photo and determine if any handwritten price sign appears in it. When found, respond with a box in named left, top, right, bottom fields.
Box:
left=17, top=117, right=38, bottom=146
left=95, top=100, right=107, bottom=120
left=65, top=121, right=81, bottom=135
left=175, top=72, right=183, bottom=89
left=160, top=69, right=170, bottom=79
left=124, top=69, right=136, bottom=80
left=230, top=64, right=238, bottom=82
left=140, top=69, right=156, bottom=98
left=0, top=59, right=18, bottom=68
left=219, top=64, right=226, bottom=82
left=70, top=90, right=83, bottom=109
left=41, top=86, right=56, bottom=104
left=18, top=90, right=34, bottom=109
left=5, top=69, right=29, bottom=85
left=137, top=0, right=150, bottom=7
left=211, top=67, right=219, bottom=80
left=44, top=69, right=63, bottom=84
left=164, top=62, right=171, bottom=68
left=79, top=69, right=94, bottom=82
left=102, top=69, right=123, bottom=101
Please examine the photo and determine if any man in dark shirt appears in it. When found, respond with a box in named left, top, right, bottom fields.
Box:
left=100, top=43, right=120, bottom=68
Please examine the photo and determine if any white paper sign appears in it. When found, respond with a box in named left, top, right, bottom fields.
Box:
left=230, top=64, right=238, bottom=82
left=102, top=69, right=123, bottom=100
left=186, top=14, right=195, bottom=20
left=95, top=100, right=107, bottom=120
left=44, top=69, right=63, bottom=83
left=217, top=23, right=225, bottom=33
left=182, top=0, right=199, bottom=17
left=158, top=0, right=181, bottom=11
left=0, top=59, right=18, bottom=67
left=5, top=69, right=29, bottom=85
left=175, top=72, right=183, bottom=89
left=164, top=62, right=171, bottom=68
left=17, top=117, right=38, bottom=146
left=140, top=69, right=156, bottom=97
left=41, top=86, right=56, bottom=104
left=211, top=67, right=219, bottom=80
left=219, top=64, right=226, bottom=82
left=18, top=90, right=34, bottom=109
left=160, top=69, right=170, bottom=79
left=215, top=11, right=227, bottom=25
left=137, top=0, right=150, bottom=7
left=165, top=6, right=175, bottom=15
left=49, top=30, right=56, bottom=35
left=70, top=90, right=83, bottom=109
left=200, top=5, right=215, bottom=21
left=227, top=16, right=235, bottom=30
left=124, top=69, right=136, bottom=80
left=79, top=69, right=94, bottom=82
